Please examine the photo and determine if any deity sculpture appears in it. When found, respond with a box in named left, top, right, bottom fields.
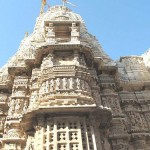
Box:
left=62, top=78, right=68, bottom=90
left=50, top=79, right=54, bottom=92
left=56, top=78, right=61, bottom=90
left=76, top=78, right=80, bottom=90
left=69, top=78, right=74, bottom=90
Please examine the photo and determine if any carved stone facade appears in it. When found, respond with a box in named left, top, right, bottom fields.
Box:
left=0, top=5, right=150, bottom=150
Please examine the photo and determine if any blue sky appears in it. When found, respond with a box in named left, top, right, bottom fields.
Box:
left=0, top=0, right=150, bottom=67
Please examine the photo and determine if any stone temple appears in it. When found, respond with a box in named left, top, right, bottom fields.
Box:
left=0, top=3, right=150, bottom=150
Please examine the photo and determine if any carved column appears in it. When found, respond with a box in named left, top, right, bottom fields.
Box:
left=2, top=76, right=29, bottom=149
left=100, top=88, right=130, bottom=150
left=109, top=118, right=130, bottom=150
left=0, top=93, right=8, bottom=149
left=28, top=68, right=40, bottom=110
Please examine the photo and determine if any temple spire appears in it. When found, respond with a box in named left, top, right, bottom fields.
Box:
left=24, top=32, right=29, bottom=38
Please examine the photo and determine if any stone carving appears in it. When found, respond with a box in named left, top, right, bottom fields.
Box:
left=127, top=112, right=143, bottom=131
left=71, top=23, right=80, bottom=42
left=15, top=99, right=21, bottom=113
left=50, top=79, right=54, bottom=92
left=62, top=78, right=68, bottom=90
left=23, top=100, right=28, bottom=113
left=76, top=78, right=80, bottom=90
left=0, top=4, right=150, bottom=150
left=46, top=23, right=55, bottom=43
left=69, top=78, right=74, bottom=90
left=112, top=143, right=129, bottom=150
left=56, top=78, right=61, bottom=90
left=0, top=93, right=7, bottom=103
left=8, top=99, right=15, bottom=116
left=29, top=90, right=39, bottom=109
left=45, top=80, right=49, bottom=93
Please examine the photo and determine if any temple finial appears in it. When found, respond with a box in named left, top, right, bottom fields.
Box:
left=24, top=32, right=29, bottom=38
left=61, top=0, right=76, bottom=7
left=40, top=0, right=47, bottom=14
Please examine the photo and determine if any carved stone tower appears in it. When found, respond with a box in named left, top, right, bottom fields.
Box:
left=0, top=4, right=150, bottom=150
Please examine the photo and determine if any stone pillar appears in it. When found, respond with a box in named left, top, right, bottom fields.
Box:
left=109, top=118, right=130, bottom=150
left=2, top=76, right=29, bottom=149
left=100, top=88, right=130, bottom=149
left=0, top=93, right=8, bottom=149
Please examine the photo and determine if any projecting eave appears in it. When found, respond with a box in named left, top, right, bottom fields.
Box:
left=21, top=105, right=112, bottom=132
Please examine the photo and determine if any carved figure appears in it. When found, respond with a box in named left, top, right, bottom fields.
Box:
left=29, top=143, right=34, bottom=150
left=45, top=80, right=49, bottom=93
left=74, top=54, right=80, bottom=65
left=40, top=82, right=46, bottom=95
left=50, top=79, right=54, bottom=92
left=49, top=55, right=53, bottom=67
left=80, top=54, right=86, bottom=66
left=85, top=82, right=89, bottom=91
left=8, top=100, right=15, bottom=115
left=69, top=78, right=74, bottom=90
left=62, top=78, right=67, bottom=90
left=15, top=99, right=21, bottom=113
left=81, top=80, right=85, bottom=90
left=23, top=100, right=28, bottom=112
left=56, top=78, right=61, bottom=90
left=76, top=78, right=80, bottom=90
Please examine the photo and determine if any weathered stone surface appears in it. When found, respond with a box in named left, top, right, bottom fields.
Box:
left=0, top=4, right=150, bottom=150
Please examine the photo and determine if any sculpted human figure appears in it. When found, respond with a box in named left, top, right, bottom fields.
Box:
left=50, top=79, right=54, bottom=92
left=28, top=45, right=35, bottom=58
left=23, top=100, right=28, bottom=112
left=85, top=81, right=90, bottom=92
left=40, top=82, right=46, bottom=95
left=15, top=99, right=21, bottom=113
left=49, top=55, right=53, bottom=67
left=81, top=80, right=85, bottom=90
left=8, top=100, right=15, bottom=115
left=69, top=78, right=74, bottom=90
left=76, top=78, right=80, bottom=90
left=45, top=80, right=49, bottom=93
left=74, top=56, right=79, bottom=65
left=62, top=78, right=67, bottom=90
left=56, top=78, right=61, bottom=90
left=80, top=54, right=86, bottom=66
left=29, top=143, right=34, bottom=150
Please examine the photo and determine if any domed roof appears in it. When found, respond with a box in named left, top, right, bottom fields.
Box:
left=33, top=5, right=110, bottom=59
left=34, top=6, right=83, bottom=30
left=0, top=5, right=112, bottom=87
left=44, top=6, right=82, bottom=22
